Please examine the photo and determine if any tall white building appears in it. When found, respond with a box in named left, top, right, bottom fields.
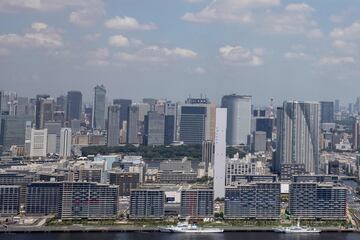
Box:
left=213, top=108, right=227, bottom=199
left=60, top=128, right=72, bottom=159
left=30, top=128, right=48, bottom=158
left=276, top=101, right=320, bottom=174
left=221, top=94, right=252, bottom=145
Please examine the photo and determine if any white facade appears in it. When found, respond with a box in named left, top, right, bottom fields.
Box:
left=60, top=128, right=72, bottom=159
left=30, top=128, right=48, bottom=158
left=213, top=108, right=227, bottom=199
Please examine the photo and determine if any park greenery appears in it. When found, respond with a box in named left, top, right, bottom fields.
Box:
left=81, top=144, right=245, bottom=160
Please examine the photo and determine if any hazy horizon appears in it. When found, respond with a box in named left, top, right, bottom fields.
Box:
left=1, top=0, right=360, bottom=105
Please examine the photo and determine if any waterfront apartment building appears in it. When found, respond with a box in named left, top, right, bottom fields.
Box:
left=26, top=182, right=62, bottom=216
left=224, top=182, right=281, bottom=219
left=26, top=182, right=119, bottom=219
left=289, top=182, right=347, bottom=219
left=129, top=189, right=165, bottom=219
left=0, top=172, right=36, bottom=204
left=180, top=189, right=214, bottom=219
left=0, top=185, right=20, bottom=216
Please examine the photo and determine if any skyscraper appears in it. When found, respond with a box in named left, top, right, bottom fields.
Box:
left=164, top=115, right=175, bottom=145
left=107, top=105, right=120, bottom=147
left=0, top=115, right=32, bottom=149
left=60, top=128, right=72, bottom=159
left=35, top=94, right=52, bottom=129
left=113, top=99, right=132, bottom=129
left=221, top=94, right=252, bottom=146
left=126, top=103, right=150, bottom=144
left=320, top=101, right=334, bottom=123
left=92, top=85, right=106, bottom=130
left=213, top=108, right=227, bottom=199
left=66, top=91, right=82, bottom=121
left=144, top=111, right=165, bottom=146
left=276, top=101, right=320, bottom=174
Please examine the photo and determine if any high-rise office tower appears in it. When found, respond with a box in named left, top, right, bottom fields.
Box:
left=66, top=91, right=82, bottom=122
left=213, top=108, right=227, bottom=199
left=334, top=99, right=340, bottom=113
left=144, top=111, right=165, bottom=146
left=30, top=128, right=48, bottom=158
left=179, top=98, right=215, bottom=144
left=320, top=101, right=334, bottom=123
left=127, top=104, right=140, bottom=144
left=107, top=105, right=120, bottom=147
left=126, top=103, right=150, bottom=144
left=59, top=128, right=72, bottom=159
left=164, top=115, right=175, bottom=145
left=92, top=85, right=106, bottom=130
left=143, top=98, right=157, bottom=111
left=353, top=119, right=360, bottom=150
left=0, top=115, right=32, bottom=149
left=221, top=94, right=252, bottom=146
left=113, top=99, right=132, bottom=129
left=0, top=91, right=17, bottom=115
left=35, top=94, right=52, bottom=129
left=276, top=101, right=320, bottom=174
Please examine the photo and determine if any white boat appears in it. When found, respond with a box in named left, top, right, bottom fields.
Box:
left=273, top=219, right=321, bottom=233
left=159, top=222, right=223, bottom=233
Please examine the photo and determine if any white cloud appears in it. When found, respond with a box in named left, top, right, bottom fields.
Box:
left=105, top=16, right=157, bottom=30
left=283, top=52, right=307, bottom=60
left=330, top=21, right=360, bottom=39
left=285, top=3, right=314, bottom=12
left=31, top=22, right=48, bottom=31
left=115, top=45, right=197, bottom=63
left=332, top=40, right=358, bottom=54
left=264, top=4, right=322, bottom=38
left=0, top=0, right=103, bottom=12
left=108, top=35, right=129, bottom=47
left=182, top=0, right=280, bottom=23
left=69, top=7, right=104, bottom=27
left=0, top=23, right=63, bottom=48
left=184, top=0, right=203, bottom=3
left=319, top=56, right=355, bottom=65
left=219, top=45, right=264, bottom=66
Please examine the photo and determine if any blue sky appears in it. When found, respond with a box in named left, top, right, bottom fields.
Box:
left=0, top=0, right=360, bottom=105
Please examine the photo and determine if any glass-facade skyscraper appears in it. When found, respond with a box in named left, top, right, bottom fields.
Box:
left=92, top=85, right=106, bottom=130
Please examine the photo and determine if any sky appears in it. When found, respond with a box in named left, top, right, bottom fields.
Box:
left=0, top=0, right=360, bottom=105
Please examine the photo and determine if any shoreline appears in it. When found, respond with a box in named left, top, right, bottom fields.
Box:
left=1, top=226, right=359, bottom=234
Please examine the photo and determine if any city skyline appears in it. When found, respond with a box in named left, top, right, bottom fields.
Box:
left=0, top=0, right=360, bottom=104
